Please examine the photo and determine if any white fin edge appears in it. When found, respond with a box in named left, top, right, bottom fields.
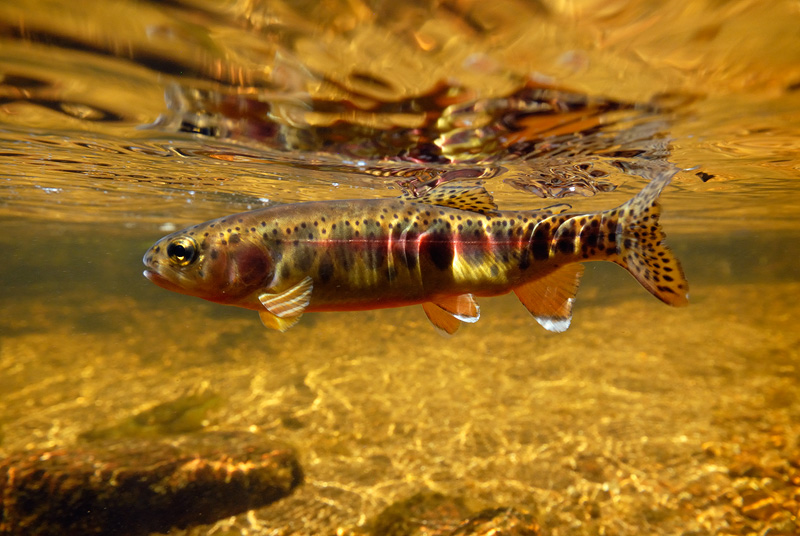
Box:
left=535, top=316, right=572, bottom=333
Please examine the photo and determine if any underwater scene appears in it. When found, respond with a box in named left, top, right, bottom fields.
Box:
left=2, top=0, right=800, bottom=534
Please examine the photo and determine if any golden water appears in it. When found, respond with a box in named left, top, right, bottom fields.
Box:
left=2, top=1, right=800, bottom=534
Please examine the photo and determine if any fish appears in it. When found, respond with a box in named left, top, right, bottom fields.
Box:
left=142, top=168, right=688, bottom=334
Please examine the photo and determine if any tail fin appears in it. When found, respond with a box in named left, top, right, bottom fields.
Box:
left=613, top=168, right=689, bottom=306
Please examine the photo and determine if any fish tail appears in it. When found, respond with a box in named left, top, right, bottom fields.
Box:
left=611, top=168, right=689, bottom=306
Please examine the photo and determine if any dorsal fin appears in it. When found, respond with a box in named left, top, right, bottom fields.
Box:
left=542, top=203, right=572, bottom=215
left=513, top=264, right=585, bottom=333
left=401, top=185, right=498, bottom=214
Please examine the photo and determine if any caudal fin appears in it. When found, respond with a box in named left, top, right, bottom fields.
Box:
left=613, top=169, right=689, bottom=306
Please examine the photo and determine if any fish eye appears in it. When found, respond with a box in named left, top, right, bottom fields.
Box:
left=166, top=237, right=198, bottom=266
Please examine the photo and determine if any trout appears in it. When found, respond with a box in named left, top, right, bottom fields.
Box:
left=143, top=169, right=688, bottom=334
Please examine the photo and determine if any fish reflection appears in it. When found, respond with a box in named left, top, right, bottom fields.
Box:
left=143, top=170, right=688, bottom=334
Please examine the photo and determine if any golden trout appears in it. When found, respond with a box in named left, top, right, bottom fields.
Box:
left=143, top=169, right=688, bottom=334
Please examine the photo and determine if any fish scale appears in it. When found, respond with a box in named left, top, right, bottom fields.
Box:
left=143, top=170, right=688, bottom=334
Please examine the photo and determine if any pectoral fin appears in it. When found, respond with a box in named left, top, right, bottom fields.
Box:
left=258, top=310, right=302, bottom=332
left=258, top=276, right=313, bottom=321
left=514, top=264, right=585, bottom=332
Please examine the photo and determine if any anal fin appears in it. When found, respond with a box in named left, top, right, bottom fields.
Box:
left=514, top=264, right=585, bottom=333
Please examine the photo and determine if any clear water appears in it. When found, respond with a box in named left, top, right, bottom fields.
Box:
left=2, top=1, right=800, bottom=534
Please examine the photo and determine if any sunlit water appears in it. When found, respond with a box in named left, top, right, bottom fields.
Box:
left=2, top=1, right=800, bottom=535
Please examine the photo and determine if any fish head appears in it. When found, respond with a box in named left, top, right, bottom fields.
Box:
left=142, top=221, right=275, bottom=305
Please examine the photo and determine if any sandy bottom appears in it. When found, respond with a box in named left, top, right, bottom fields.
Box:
left=2, top=268, right=799, bottom=535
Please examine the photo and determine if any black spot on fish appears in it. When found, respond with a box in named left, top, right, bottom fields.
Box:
left=281, top=264, right=291, bottom=279
left=295, top=249, right=313, bottom=272
left=318, top=255, right=334, bottom=284
left=229, top=234, right=241, bottom=245
left=427, top=232, right=453, bottom=271
left=210, top=249, right=219, bottom=260
left=531, top=225, right=550, bottom=260
left=519, top=253, right=530, bottom=270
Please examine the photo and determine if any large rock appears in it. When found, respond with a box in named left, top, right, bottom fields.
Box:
left=0, top=432, right=302, bottom=535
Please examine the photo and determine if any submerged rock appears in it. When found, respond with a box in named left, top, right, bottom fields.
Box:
left=0, top=432, right=302, bottom=535
left=369, top=492, right=540, bottom=536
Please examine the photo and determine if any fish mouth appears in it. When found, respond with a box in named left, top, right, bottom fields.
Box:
left=143, top=269, right=183, bottom=293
